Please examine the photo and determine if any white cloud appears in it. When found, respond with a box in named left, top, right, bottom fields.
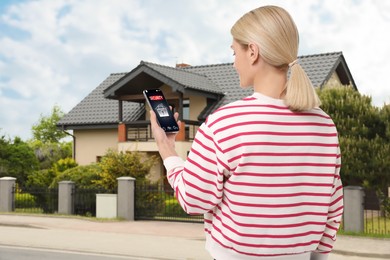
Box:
left=0, top=0, right=389, bottom=140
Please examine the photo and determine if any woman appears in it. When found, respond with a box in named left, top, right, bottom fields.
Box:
left=150, top=5, right=343, bottom=260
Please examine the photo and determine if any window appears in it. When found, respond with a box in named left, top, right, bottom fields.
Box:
left=183, top=99, right=190, bottom=120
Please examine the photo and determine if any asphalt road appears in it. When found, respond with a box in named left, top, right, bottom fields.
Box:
left=0, top=245, right=158, bottom=260
left=329, top=255, right=387, bottom=260
left=1, top=215, right=389, bottom=260
left=0, top=245, right=387, bottom=260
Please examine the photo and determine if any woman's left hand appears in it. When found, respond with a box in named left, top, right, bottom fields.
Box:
left=149, top=110, right=180, bottom=160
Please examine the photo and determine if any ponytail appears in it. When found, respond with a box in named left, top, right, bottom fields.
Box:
left=230, top=6, right=320, bottom=111
left=284, top=60, right=321, bottom=111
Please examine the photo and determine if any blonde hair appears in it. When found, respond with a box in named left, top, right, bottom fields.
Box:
left=231, top=5, right=321, bottom=111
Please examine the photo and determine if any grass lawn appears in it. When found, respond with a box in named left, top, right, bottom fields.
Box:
left=14, top=208, right=44, bottom=214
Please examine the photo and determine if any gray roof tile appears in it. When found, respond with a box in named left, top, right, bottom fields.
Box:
left=59, top=52, right=350, bottom=127
left=143, top=61, right=224, bottom=95
left=299, top=52, right=342, bottom=86
left=58, top=73, right=141, bottom=127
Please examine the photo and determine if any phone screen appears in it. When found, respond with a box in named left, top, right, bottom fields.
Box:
left=143, top=89, right=179, bottom=133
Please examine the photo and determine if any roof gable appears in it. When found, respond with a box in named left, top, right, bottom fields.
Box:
left=298, top=51, right=356, bottom=88
left=104, top=61, right=224, bottom=100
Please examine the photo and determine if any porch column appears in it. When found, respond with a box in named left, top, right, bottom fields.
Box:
left=178, top=92, right=183, bottom=121
left=176, top=121, right=186, bottom=141
left=118, top=100, right=123, bottom=122
left=118, top=123, right=127, bottom=142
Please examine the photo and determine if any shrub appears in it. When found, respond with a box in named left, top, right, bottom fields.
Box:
left=53, top=157, right=77, bottom=173
left=51, top=164, right=102, bottom=189
left=165, top=198, right=188, bottom=217
left=95, top=150, right=157, bottom=190
left=15, top=192, right=37, bottom=208
left=135, top=182, right=166, bottom=218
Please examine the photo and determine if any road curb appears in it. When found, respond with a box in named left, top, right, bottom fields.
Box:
left=333, top=249, right=390, bottom=259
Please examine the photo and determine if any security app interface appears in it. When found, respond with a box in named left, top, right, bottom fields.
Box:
left=145, top=90, right=179, bottom=132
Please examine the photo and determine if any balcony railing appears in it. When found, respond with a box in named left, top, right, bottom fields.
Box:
left=123, top=120, right=202, bottom=142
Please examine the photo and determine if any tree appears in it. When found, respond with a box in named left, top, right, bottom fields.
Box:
left=0, top=135, right=39, bottom=186
left=29, top=140, right=72, bottom=170
left=319, top=86, right=384, bottom=139
left=29, top=105, right=72, bottom=170
left=379, top=104, right=390, bottom=141
left=318, top=85, right=390, bottom=191
left=27, top=157, right=78, bottom=188
left=31, top=105, right=67, bottom=143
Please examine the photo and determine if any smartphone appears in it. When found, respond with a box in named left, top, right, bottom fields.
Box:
left=143, top=89, right=179, bottom=133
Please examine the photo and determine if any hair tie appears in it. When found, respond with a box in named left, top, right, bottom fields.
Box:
left=288, top=59, right=298, bottom=68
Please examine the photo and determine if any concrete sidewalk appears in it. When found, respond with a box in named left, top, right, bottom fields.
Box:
left=0, top=214, right=389, bottom=259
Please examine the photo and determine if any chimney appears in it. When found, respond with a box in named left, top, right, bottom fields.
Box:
left=176, top=63, right=191, bottom=68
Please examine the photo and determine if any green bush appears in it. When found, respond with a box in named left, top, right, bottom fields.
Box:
left=165, top=198, right=188, bottom=217
left=26, top=168, right=56, bottom=188
left=51, top=164, right=102, bottom=189
left=15, top=193, right=37, bottom=208
left=377, top=190, right=390, bottom=217
left=135, top=182, right=166, bottom=218
left=53, top=157, right=77, bottom=173
left=95, top=150, right=157, bottom=190
left=26, top=158, right=78, bottom=190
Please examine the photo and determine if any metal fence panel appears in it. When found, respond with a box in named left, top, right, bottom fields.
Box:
left=364, top=209, right=390, bottom=235
left=363, top=188, right=390, bottom=235
left=135, top=182, right=203, bottom=223
left=14, top=186, right=58, bottom=214
left=73, top=187, right=115, bottom=217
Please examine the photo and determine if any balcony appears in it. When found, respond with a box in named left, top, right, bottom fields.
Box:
left=118, top=120, right=202, bottom=142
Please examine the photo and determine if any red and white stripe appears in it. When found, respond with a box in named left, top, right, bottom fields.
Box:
left=164, top=92, right=343, bottom=259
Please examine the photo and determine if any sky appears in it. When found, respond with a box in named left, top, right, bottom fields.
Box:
left=0, top=0, right=389, bottom=140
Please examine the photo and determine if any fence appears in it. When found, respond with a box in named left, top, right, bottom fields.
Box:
left=2, top=177, right=389, bottom=234
left=363, top=188, right=390, bottom=235
left=14, top=186, right=58, bottom=214
left=135, top=182, right=203, bottom=223
left=11, top=184, right=114, bottom=217
left=364, top=209, right=390, bottom=234
left=73, top=187, right=116, bottom=217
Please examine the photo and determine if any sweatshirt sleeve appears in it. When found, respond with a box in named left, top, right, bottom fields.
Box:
left=163, top=122, right=227, bottom=214
left=315, top=145, right=344, bottom=253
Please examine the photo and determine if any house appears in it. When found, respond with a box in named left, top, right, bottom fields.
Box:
left=57, top=51, right=357, bottom=182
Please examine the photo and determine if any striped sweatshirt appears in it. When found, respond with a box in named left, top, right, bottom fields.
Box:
left=164, top=92, right=343, bottom=260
